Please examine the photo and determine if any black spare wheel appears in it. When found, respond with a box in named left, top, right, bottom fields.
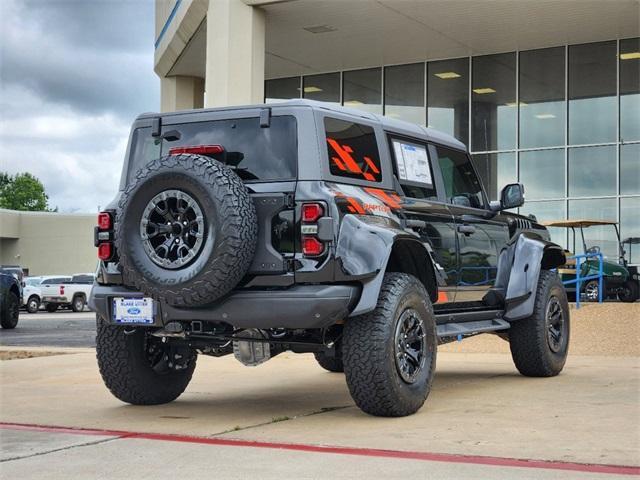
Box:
left=116, top=153, right=258, bottom=307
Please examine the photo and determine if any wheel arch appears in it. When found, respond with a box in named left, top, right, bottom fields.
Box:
left=501, top=232, right=567, bottom=321
left=385, top=239, right=438, bottom=304
left=336, top=215, right=438, bottom=317
left=9, top=284, right=20, bottom=298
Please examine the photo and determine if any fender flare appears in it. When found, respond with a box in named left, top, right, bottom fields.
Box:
left=500, top=231, right=566, bottom=321
left=334, top=215, right=439, bottom=317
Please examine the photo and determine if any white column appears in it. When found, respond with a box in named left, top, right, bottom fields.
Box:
left=160, top=76, right=205, bottom=112
left=204, top=0, right=265, bottom=107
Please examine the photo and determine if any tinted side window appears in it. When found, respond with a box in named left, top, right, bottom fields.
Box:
left=389, top=137, right=437, bottom=199
left=436, top=146, right=486, bottom=209
left=325, top=117, right=382, bottom=183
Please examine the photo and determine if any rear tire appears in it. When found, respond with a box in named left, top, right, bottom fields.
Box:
left=72, top=295, right=85, bottom=312
left=45, top=303, right=58, bottom=313
left=343, top=273, right=437, bottom=417
left=26, top=296, right=40, bottom=314
left=618, top=280, right=639, bottom=303
left=1, top=291, right=20, bottom=329
left=96, top=316, right=196, bottom=405
left=509, top=271, right=570, bottom=377
left=314, top=351, right=344, bottom=373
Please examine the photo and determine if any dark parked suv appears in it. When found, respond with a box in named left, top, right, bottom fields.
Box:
left=90, top=100, right=569, bottom=417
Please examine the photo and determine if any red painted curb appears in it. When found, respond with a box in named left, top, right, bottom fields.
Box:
left=2, top=421, right=638, bottom=476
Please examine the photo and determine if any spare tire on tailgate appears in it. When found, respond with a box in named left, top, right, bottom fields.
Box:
left=116, top=153, right=257, bottom=307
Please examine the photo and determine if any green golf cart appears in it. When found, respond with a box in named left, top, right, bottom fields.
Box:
left=543, top=219, right=639, bottom=303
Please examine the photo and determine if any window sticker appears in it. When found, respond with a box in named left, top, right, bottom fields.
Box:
left=393, top=140, right=432, bottom=185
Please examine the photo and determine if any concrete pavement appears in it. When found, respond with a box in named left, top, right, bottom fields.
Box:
left=1, top=348, right=638, bottom=477
left=1, top=426, right=635, bottom=479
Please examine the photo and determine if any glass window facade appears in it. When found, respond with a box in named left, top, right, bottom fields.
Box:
left=519, top=47, right=565, bottom=148
left=473, top=152, right=517, bottom=201
left=621, top=143, right=640, bottom=195
left=519, top=149, right=565, bottom=200
left=265, top=77, right=300, bottom=103
left=384, top=63, right=424, bottom=126
left=471, top=53, right=517, bottom=152
left=621, top=197, right=640, bottom=264
left=620, top=38, right=640, bottom=142
left=303, top=73, right=340, bottom=104
left=265, top=38, right=640, bottom=261
left=427, top=58, right=469, bottom=143
left=343, top=68, right=382, bottom=114
left=568, top=41, right=617, bottom=145
left=568, top=145, right=617, bottom=197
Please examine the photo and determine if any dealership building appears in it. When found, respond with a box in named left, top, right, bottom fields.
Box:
left=154, top=0, right=639, bottom=259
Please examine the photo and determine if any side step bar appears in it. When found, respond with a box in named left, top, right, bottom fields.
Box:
left=436, top=318, right=510, bottom=338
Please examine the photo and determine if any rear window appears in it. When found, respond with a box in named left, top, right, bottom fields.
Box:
left=127, top=116, right=297, bottom=183
left=325, top=117, right=382, bottom=183
left=71, top=275, right=94, bottom=284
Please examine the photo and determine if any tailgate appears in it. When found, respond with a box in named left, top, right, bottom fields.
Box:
left=248, top=192, right=295, bottom=275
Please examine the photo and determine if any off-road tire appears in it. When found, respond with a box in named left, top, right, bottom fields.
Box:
left=509, top=270, right=570, bottom=377
left=618, top=280, right=639, bottom=303
left=314, top=351, right=344, bottom=373
left=116, top=153, right=257, bottom=307
left=72, top=295, right=85, bottom=312
left=96, top=316, right=196, bottom=405
left=26, top=295, right=40, bottom=314
left=1, top=291, right=20, bottom=329
left=45, top=303, right=58, bottom=313
left=342, top=273, right=437, bottom=417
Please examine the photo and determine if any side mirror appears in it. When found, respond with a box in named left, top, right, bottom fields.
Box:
left=500, top=183, right=525, bottom=210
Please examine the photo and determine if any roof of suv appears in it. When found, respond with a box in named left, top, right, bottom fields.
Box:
left=138, top=99, right=466, bottom=151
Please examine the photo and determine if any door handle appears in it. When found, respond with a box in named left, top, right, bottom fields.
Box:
left=457, top=224, right=476, bottom=236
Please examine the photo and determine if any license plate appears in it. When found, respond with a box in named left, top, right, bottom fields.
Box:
left=112, top=297, right=154, bottom=325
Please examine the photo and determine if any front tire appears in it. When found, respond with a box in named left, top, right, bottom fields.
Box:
left=26, top=296, right=40, bottom=314
left=509, top=270, right=570, bottom=377
left=96, top=317, right=196, bottom=405
left=343, top=273, right=437, bottom=417
left=1, top=291, right=20, bottom=329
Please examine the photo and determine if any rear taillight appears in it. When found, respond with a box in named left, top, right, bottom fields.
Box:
left=301, top=202, right=327, bottom=257
left=59, top=285, right=65, bottom=295
left=97, top=212, right=112, bottom=230
left=96, top=211, right=114, bottom=261
left=302, top=203, right=323, bottom=223
left=302, top=237, right=324, bottom=256
left=98, top=243, right=112, bottom=261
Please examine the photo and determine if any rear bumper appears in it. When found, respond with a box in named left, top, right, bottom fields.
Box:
left=89, top=283, right=360, bottom=329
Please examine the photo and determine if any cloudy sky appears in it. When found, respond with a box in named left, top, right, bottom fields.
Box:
left=0, top=0, right=158, bottom=212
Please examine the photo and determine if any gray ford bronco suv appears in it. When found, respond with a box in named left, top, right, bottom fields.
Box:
left=90, top=100, right=569, bottom=417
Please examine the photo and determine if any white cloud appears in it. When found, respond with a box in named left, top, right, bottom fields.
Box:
left=0, top=0, right=158, bottom=213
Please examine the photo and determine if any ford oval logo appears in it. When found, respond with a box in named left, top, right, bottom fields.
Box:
left=127, top=307, right=141, bottom=315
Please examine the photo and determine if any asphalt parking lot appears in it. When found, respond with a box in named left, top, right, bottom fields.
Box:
left=0, top=312, right=96, bottom=348
left=1, top=305, right=639, bottom=479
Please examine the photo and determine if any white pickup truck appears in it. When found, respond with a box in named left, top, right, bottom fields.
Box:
left=40, top=274, right=94, bottom=313
left=23, top=275, right=70, bottom=313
